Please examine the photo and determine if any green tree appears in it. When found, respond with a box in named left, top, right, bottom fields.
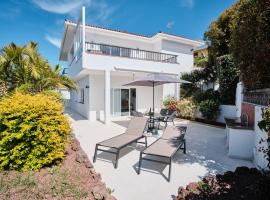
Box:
left=204, top=2, right=241, bottom=65
left=216, top=55, right=239, bottom=104
left=231, top=0, right=270, bottom=90
left=0, top=42, right=76, bottom=93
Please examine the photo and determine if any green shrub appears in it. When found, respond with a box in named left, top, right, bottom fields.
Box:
left=258, top=106, right=270, bottom=133
left=177, top=98, right=197, bottom=119
left=258, top=106, right=270, bottom=169
left=0, top=92, right=70, bottom=171
left=199, top=99, right=220, bottom=121
left=193, top=89, right=220, bottom=104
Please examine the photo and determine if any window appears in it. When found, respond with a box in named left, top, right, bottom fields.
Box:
left=78, top=88, right=84, bottom=104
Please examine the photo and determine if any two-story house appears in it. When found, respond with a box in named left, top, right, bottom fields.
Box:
left=59, top=8, right=204, bottom=123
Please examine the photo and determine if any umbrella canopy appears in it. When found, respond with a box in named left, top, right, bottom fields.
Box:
left=123, top=73, right=191, bottom=87
left=123, top=73, right=191, bottom=114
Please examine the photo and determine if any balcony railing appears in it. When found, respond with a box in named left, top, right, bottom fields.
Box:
left=85, top=42, right=178, bottom=64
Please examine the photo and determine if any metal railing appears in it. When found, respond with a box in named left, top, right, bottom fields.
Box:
left=243, top=92, right=270, bottom=106
left=85, top=42, right=178, bottom=64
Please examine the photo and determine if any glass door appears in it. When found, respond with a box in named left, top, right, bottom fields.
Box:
left=113, top=88, right=121, bottom=116
left=112, top=88, right=136, bottom=117
left=121, top=89, right=130, bottom=116
left=130, top=88, right=136, bottom=114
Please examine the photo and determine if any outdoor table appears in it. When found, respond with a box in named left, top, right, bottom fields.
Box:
left=145, top=113, right=161, bottom=134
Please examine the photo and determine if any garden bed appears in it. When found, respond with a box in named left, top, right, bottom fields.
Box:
left=176, top=167, right=270, bottom=200
left=0, top=136, right=116, bottom=200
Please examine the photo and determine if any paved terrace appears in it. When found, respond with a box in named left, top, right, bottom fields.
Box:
left=67, top=111, right=254, bottom=200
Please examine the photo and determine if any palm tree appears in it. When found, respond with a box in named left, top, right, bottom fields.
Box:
left=0, top=42, right=76, bottom=93
left=34, top=64, right=77, bottom=92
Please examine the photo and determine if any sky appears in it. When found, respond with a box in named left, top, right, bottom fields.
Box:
left=0, top=0, right=236, bottom=67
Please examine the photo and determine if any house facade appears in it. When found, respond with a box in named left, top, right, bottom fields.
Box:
left=59, top=7, right=204, bottom=123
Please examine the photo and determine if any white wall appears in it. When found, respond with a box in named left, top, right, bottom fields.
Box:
left=82, top=72, right=165, bottom=121
left=254, top=105, right=269, bottom=169
left=217, top=105, right=237, bottom=123
left=161, top=39, right=194, bottom=73
left=85, top=31, right=155, bottom=51
left=83, top=53, right=181, bottom=75
left=89, top=74, right=105, bottom=121
left=110, top=74, right=163, bottom=114
left=70, top=75, right=90, bottom=118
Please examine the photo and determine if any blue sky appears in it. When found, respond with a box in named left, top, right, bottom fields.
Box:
left=0, top=0, right=236, bottom=67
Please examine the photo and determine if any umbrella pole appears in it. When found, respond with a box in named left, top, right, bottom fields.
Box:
left=153, top=82, right=154, bottom=116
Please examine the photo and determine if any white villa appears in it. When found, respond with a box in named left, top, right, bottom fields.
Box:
left=59, top=8, right=204, bottom=123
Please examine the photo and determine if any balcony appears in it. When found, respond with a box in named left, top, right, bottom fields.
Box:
left=85, top=42, right=178, bottom=64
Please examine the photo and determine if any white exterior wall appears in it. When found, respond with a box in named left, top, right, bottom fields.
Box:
left=110, top=74, right=163, bottom=114
left=83, top=54, right=181, bottom=74
left=75, top=73, right=164, bottom=121
left=85, top=32, right=155, bottom=51
left=161, top=39, right=194, bottom=73
left=217, top=105, right=237, bottom=123
left=70, top=75, right=90, bottom=118
left=227, top=128, right=254, bottom=160
left=89, top=74, right=105, bottom=121
left=235, top=82, right=244, bottom=118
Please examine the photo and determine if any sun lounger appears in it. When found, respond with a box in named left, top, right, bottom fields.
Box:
left=93, top=117, right=148, bottom=168
left=137, top=125, right=187, bottom=181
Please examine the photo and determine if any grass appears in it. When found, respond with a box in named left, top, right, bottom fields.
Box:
left=0, top=166, right=89, bottom=200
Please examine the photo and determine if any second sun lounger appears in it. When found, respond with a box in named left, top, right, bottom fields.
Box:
left=137, top=125, right=187, bottom=181
left=93, top=117, right=148, bottom=168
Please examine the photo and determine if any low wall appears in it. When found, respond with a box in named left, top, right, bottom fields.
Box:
left=217, top=105, right=237, bottom=123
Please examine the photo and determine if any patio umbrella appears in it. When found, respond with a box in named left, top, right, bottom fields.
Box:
left=123, top=73, right=191, bottom=115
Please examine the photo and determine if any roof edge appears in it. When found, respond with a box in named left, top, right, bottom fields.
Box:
left=65, top=19, right=204, bottom=45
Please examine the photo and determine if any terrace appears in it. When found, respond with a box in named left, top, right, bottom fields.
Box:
left=67, top=110, right=254, bottom=200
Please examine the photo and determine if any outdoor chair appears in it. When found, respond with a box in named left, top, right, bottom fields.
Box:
left=156, top=108, right=169, bottom=121
left=137, top=125, right=187, bottom=181
left=93, top=117, right=148, bottom=168
left=157, top=110, right=177, bottom=129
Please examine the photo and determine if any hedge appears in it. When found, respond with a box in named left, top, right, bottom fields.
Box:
left=0, top=92, right=70, bottom=171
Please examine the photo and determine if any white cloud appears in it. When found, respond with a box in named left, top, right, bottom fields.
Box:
left=166, top=21, right=175, bottom=29
left=45, top=34, right=61, bottom=48
left=32, top=0, right=115, bottom=25
left=180, top=0, right=194, bottom=9
left=32, top=0, right=89, bottom=14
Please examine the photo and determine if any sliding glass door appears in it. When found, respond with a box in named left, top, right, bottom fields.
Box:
left=111, top=88, right=136, bottom=116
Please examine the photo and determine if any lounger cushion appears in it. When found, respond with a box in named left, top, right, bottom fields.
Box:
left=143, top=138, right=184, bottom=157
left=125, top=117, right=148, bottom=136
left=98, top=134, right=140, bottom=148
left=161, top=126, right=182, bottom=140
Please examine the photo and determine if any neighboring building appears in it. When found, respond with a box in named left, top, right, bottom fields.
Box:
left=193, top=44, right=208, bottom=68
left=59, top=7, right=204, bottom=123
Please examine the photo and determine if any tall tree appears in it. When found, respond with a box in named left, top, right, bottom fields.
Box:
left=204, top=2, right=241, bottom=66
left=230, top=0, right=270, bottom=90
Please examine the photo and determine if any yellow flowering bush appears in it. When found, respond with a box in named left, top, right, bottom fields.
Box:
left=177, top=98, right=197, bottom=120
left=0, top=92, right=70, bottom=171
